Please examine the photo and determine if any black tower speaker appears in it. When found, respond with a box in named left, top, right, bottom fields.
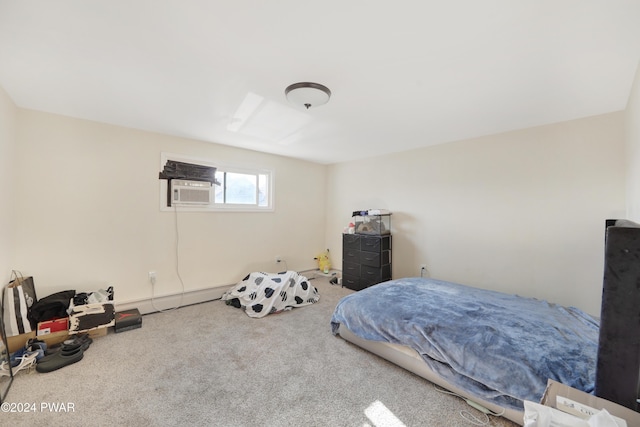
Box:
left=595, top=219, right=640, bottom=411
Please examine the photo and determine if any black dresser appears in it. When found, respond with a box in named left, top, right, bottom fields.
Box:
left=342, top=234, right=392, bottom=291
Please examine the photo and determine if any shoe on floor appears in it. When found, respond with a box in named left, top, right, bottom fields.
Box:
left=36, top=347, right=84, bottom=373
left=0, top=350, right=38, bottom=376
left=44, top=334, right=92, bottom=356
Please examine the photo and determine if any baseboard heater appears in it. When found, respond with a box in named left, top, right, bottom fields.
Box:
left=116, top=284, right=232, bottom=315
left=121, top=270, right=325, bottom=315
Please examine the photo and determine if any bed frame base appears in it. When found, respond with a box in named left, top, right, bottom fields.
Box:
left=337, top=325, right=524, bottom=425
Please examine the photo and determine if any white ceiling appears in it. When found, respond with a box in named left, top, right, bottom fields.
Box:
left=1, top=1, right=639, bottom=165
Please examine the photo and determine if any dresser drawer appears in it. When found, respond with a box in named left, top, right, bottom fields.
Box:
left=343, top=234, right=361, bottom=250
left=361, top=265, right=392, bottom=287
left=342, top=274, right=366, bottom=291
left=361, top=235, right=391, bottom=252
left=342, top=261, right=361, bottom=277
left=343, top=249, right=360, bottom=263
left=360, top=251, right=381, bottom=268
left=361, top=250, right=391, bottom=268
left=361, top=266, right=383, bottom=286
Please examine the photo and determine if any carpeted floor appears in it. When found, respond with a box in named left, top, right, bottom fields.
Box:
left=3, top=274, right=519, bottom=426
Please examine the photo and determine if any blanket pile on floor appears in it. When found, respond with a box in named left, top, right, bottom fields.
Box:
left=222, top=271, right=319, bottom=318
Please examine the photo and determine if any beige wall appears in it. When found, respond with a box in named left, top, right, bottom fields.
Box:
left=625, top=62, right=640, bottom=221
left=13, top=110, right=327, bottom=303
left=326, top=113, right=626, bottom=316
left=0, top=86, right=17, bottom=285
left=2, top=81, right=632, bottom=316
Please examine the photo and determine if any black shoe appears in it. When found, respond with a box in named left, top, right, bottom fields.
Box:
left=38, top=344, right=79, bottom=364
left=43, top=334, right=92, bottom=356
left=36, top=347, right=83, bottom=373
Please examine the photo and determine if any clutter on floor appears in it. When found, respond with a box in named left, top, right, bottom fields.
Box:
left=2, top=275, right=142, bottom=385
left=0, top=333, right=93, bottom=376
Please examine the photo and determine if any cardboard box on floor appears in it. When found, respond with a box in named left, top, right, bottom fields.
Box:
left=4, top=318, right=72, bottom=353
left=6, top=330, right=69, bottom=353
left=541, top=379, right=640, bottom=426
left=87, top=327, right=108, bottom=338
left=5, top=332, right=35, bottom=353
left=37, top=317, right=68, bottom=336
left=68, top=297, right=115, bottom=334
left=5, top=328, right=113, bottom=353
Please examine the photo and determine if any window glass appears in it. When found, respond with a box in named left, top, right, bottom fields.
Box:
left=213, top=169, right=272, bottom=209
left=217, top=172, right=256, bottom=205
left=258, top=174, right=268, bottom=207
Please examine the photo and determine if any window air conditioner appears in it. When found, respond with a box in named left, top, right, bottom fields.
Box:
left=170, top=179, right=211, bottom=205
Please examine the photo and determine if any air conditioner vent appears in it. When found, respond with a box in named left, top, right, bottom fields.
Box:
left=171, top=179, right=211, bottom=205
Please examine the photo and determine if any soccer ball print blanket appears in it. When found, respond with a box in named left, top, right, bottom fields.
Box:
left=222, top=271, right=319, bottom=318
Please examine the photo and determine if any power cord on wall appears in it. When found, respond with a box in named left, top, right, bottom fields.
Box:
left=150, top=203, right=186, bottom=313
left=276, top=259, right=289, bottom=272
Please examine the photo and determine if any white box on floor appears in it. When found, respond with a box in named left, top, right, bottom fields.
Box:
left=537, top=379, right=640, bottom=426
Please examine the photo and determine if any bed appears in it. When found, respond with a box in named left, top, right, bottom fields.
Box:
left=330, top=277, right=599, bottom=424
left=331, top=220, right=640, bottom=425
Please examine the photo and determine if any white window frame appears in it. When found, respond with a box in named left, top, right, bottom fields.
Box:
left=160, top=152, right=274, bottom=212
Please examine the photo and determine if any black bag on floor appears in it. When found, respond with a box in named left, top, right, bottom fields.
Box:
left=28, top=290, right=76, bottom=324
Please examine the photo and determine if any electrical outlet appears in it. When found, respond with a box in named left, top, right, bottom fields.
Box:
left=420, top=264, right=427, bottom=277
left=148, top=271, right=157, bottom=285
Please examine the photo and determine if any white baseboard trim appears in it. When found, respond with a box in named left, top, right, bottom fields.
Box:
left=300, top=268, right=341, bottom=279
left=116, top=284, right=233, bottom=315
left=117, top=269, right=343, bottom=316
left=299, top=268, right=341, bottom=275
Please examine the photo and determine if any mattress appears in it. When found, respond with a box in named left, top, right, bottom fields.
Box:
left=330, top=277, right=600, bottom=426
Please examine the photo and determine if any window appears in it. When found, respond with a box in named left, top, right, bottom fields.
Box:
left=214, top=169, right=270, bottom=208
left=160, top=153, right=274, bottom=212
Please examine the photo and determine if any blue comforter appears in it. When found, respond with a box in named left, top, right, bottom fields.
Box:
left=330, top=277, right=599, bottom=411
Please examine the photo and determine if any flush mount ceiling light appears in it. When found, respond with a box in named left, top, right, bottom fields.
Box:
left=285, top=82, right=331, bottom=109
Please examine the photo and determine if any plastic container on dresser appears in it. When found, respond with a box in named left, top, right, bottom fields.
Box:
left=342, top=233, right=392, bottom=291
left=351, top=211, right=391, bottom=235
